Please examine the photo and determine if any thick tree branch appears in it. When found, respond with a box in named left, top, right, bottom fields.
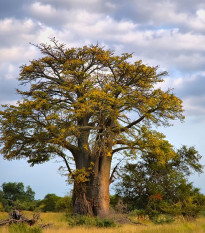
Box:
left=58, top=152, right=73, bottom=176
left=112, top=146, right=140, bottom=154
left=115, top=108, right=158, bottom=133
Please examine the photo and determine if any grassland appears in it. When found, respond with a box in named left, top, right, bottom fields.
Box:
left=1, top=211, right=205, bottom=233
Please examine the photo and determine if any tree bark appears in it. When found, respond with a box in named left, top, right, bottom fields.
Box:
left=73, top=153, right=112, bottom=217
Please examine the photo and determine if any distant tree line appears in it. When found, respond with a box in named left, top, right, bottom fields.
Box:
left=0, top=182, right=72, bottom=213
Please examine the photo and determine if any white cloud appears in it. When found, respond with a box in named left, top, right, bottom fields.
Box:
left=0, top=46, right=35, bottom=63
left=183, top=96, right=205, bottom=116
left=68, top=15, right=137, bottom=39
left=0, top=18, right=38, bottom=48
left=0, top=0, right=205, bottom=120
left=148, top=1, right=188, bottom=25
left=196, top=9, right=205, bottom=22
left=5, top=64, right=15, bottom=80
left=29, top=2, right=57, bottom=18
left=0, top=18, right=35, bottom=34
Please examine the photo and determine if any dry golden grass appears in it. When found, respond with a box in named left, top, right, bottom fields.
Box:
left=35, top=214, right=205, bottom=233
left=0, top=212, right=9, bottom=220
left=1, top=211, right=205, bottom=233
left=0, top=226, right=8, bottom=233
left=39, top=212, right=67, bottom=228
left=42, top=220, right=205, bottom=233
left=43, top=225, right=144, bottom=233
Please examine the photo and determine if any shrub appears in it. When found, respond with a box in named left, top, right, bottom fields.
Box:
left=0, top=202, right=5, bottom=212
left=129, top=209, right=147, bottom=221
left=152, top=214, right=175, bottom=224
left=200, top=210, right=205, bottom=216
left=67, top=215, right=96, bottom=226
left=110, top=194, right=119, bottom=209
left=66, top=215, right=116, bottom=228
left=39, top=194, right=61, bottom=212
left=55, top=196, right=72, bottom=213
left=9, top=223, right=42, bottom=233
left=96, top=218, right=116, bottom=228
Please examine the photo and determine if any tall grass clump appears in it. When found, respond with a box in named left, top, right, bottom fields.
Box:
left=9, top=223, right=42, bottom=233
left=151, top=214, right=175, bottom=224
left=66, top=215, right=116, bottom=228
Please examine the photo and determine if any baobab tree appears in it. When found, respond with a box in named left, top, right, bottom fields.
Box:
left=0, top=39, right=184, bottom=216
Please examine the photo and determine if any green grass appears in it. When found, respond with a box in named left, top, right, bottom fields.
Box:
left=9, top=223, right=42, bottom=233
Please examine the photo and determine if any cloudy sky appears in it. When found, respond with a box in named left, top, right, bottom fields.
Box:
left=1, top=0, right=205, bottom=199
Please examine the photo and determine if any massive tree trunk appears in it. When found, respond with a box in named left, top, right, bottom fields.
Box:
left=72, top=116, right=114, bottom=216
left=73, top=152, right=112, bottom=216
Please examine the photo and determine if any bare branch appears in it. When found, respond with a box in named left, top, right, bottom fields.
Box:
left=109, top=158, right=125, bottom=184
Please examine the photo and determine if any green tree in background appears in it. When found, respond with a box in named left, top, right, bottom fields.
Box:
left=116, top=145, right=205, bottom=218
left=55, top=196, right=72, bottom=213
left=0, top=190, right=7, bottom=211
left=38, top=194, right=72, bottom=212
left=0, top=182, right=36, bottom=211
left=0, top=39, right=184, bottom=216
left=39, top=194, right=61, bottom=212
left=2, top=182, right=35, bottom=202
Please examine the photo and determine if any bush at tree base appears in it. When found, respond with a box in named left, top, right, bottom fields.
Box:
left=66, top=214, right=116, bottom=227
